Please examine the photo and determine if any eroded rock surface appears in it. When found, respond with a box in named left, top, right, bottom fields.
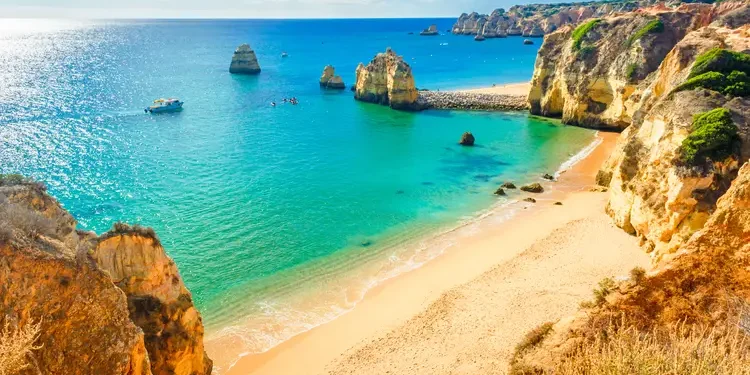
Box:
left=354, top=48, right=425, bottom=111
left=229, top=43, right=261, bottom=75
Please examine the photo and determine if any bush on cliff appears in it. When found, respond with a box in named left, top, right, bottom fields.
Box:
left=689, top=48, right=750, bottom=79
left=571, top=19, right=602, bottom=51
left=678, top=108, right=740, bottom=166
left=0, top=174, right=46, bottom=191
left=673, top=49, right=750, bottom=97
left=626, top=18, right=664, bottom=47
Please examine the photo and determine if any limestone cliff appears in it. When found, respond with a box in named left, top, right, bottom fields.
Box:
left=511, top=160, right=750, bottom=373
left=528, top=7, right=705, bottom=130
left=452, top=1, right=644, bottom=38
left=229, top=44, right=261, bottom=75
left=354, top=48, right=425, bottom=111
left=0, top=178, right=212, bottom=375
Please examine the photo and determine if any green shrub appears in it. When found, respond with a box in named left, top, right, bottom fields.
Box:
left=593, top=277, right=616, bottom=305
left=630, top=267, right=646, bottom=285
left=626, top=63, right=638, bottom=81
left=673, top=69, right=750, bottom=97
left=571, top=19, right=602, bottom=51
left=689, top=48, right=750, bottom=79
left=626, top=19, right=664, bottom=47
left=725, top=71, right=750, bottom=96
left=678, top=108, right=739, bottom=166
left=510, top=322, right=555, bottom=374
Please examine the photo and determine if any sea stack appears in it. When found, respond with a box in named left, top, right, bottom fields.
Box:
left=354, top=48, right=425, bottom=111
left=229, top=43, right=261, bottom=75
left=420, top=25, right=439, bottom=36
left=319, top=65, right=346, bottom=89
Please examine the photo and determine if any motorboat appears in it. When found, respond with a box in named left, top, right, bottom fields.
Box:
left=145, top=98, right=183, bottom=113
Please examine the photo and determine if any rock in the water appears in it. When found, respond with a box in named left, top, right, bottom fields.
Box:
left=229, top=43, right=261, bottom=75
left=420, top=24, right=439, bottom=36
left=523, top=39, right=534, bottom=45
left=458, top=132, right=475, bottom=146
left=354, top=48, right=425, bottom=111
left=501, top=182, right=517, bottom=189
left=523, top=197, right=537, bottom=203
left=542, top=173, right=555, bottom=180
left=474, top=35, right=486, bottom=41
left=494, top=188, right=506, bottom=196
left=520, top=183, right=544, bottom=193
left=319, top=65, right=346, bottom=89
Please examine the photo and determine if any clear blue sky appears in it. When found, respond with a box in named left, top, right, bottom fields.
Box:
left=0, top=0, right=564, bottom=18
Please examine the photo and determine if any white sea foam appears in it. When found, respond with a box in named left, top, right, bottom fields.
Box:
left=555, top=131, right=602, bottom=178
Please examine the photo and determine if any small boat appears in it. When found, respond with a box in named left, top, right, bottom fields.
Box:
left=281, top=52, right=288, bottom=58
left=145, top=98, right=183, bottom=114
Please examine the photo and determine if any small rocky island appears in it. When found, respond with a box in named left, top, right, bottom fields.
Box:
left=420, top=25, right=439, bottom=36
left=319, top=65, right=346, bottom=89
left=354, top=48, right=425, bottom=111
left=229, top=43, right=261, bottom=75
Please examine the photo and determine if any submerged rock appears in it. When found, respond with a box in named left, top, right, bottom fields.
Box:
left=520, top=183, right=544, bottom=193
left=229, top=43, right=261, bottom=75
left=501, top=182, right=517, bottom=189
left=494, top=188, right=506, bottom=196
left=458, top=132, right=475, bottom=146
left=319, top=65, right=346, bottom=89
left=354, top=48, right=425, bottom=111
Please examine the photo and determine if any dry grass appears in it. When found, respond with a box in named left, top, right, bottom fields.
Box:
left=0, top=319, right=42, bottom=375
left=0, top=195, right=57, bottom=246
left=99, top=221, right=162, bottom=247
left=510, top=322, right=554, bottom=375
left=555, top=320, right=750, bottom=375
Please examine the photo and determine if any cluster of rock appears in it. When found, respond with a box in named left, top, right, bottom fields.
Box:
left=420, top=24, right=439, bottom=36
left=319, top=65, right=345, bottom=89
left=419, top=91, right=528, bottom=111
left=0, top=181, right=212, bottom=375
left=513, top=2, right=750, bottom=371
left=452, top=1, right=648, bottom=39
left=229, top=43, right=261, bottom=75
left=354, top=48, right=425, bottom=111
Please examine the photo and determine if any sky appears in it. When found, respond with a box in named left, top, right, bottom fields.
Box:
left=0, top=0, right=565, bottom=18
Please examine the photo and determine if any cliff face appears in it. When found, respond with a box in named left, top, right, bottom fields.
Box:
left=528, top=8, right=704, bottom=130
left=0, top=181, right=212, bottom=375
left=452, top=1, right=644, bottom=38
left=0, top=184, right=152, bottom=375
left=229, top=44, right=261, bottom=75
left=354, top=48, right=424, bottom=111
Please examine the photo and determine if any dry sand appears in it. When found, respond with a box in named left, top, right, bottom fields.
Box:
left=224, top=132, right=647, bottom=375
left=457, top=82, right=531, bottom=96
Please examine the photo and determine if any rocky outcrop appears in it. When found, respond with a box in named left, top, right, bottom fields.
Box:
left=354, top=48, right=425, bottom=111
left=93, top=226, right=213, bottom=375
left=452, top=1, right=644, bottom=39
left=229, top=43, right=261, bottom=75
left=319, top=65, right=346, bottom=89
left=0, top=179, right=212, bottom=375
left=528, top=8, right=705, bottom=130
left=520, top=183, right=544, bottom=193
left=420, top=24, right=438, bottom=36
left=458, top=132, right=475, bottom=146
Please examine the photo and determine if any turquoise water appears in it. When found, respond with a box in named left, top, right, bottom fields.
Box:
left=0, top=19, right=595, bottom=365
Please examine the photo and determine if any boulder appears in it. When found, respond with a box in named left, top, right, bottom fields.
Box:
left=494, top=188, right=506, bottom=196
left=474, top=35, right=486, bottom=41
left=320, top=65, right=346, bottom=89
left=523, top=197, right=537, bottom=203
left=354, top=48, right=425, bottom=111
left=458, top=132, right=475, bottom=146
left=520, top=183, right=544, bottom=193
left=501, top=182, right=517, bottom=189
left=523, top=39, right=534, bottom=45
left=229, top=43, right=261, bottom=75
left=542, top=173, right=555, bottom=180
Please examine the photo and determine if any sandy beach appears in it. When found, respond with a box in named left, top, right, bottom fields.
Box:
left=457, top=82, right=532, bottom=96
left=219, top=131, right=647, bottom=375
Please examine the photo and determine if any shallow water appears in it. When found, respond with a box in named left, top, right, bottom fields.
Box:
left=0, top=18, right=596, bottom=368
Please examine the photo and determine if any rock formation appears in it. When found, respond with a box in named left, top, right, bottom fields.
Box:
left=520, top=183, right=544, bottom=193
left=354, top=48, right=425, bottom=111
left=459, top=132, right=475, bottom=146
left=420, top=25, right=438, bottom=36
left=229, top=43, right=261, bottom=75
left=319, top=65, right=346, bottom=89
left=0, top=177, right=212, bottom=375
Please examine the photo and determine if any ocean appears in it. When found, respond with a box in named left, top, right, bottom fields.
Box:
left=0, top=18, right=596, bottom=371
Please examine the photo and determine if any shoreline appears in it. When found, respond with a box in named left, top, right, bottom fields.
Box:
left=218, top=131, right=637, bottom=375
left=455, top=81, right=531, bottom=96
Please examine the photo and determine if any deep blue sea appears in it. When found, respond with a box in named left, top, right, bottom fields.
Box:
left=0, top=18, right=596, bottom=370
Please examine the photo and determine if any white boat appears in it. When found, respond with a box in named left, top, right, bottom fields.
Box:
left=281, top=52, right=288, bottom=58
left=145, top=98, right=184, bottom=113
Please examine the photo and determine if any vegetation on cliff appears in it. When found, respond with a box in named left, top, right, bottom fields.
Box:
left=674, top=48, right=750, bottom=97
left=678, top=108, right=740, bottom=166
left=626, top=18, right=664, bottom=47
left=571, top=18, right=602, bottom=51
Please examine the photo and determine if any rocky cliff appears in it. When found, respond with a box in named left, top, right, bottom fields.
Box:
left=452, top=1, right=647, bottom=38
left=354, top=48, right=425, bottom=111
left=229, top=44, right=261, bottom=75
left=0, top=177, right=212, bottom=375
